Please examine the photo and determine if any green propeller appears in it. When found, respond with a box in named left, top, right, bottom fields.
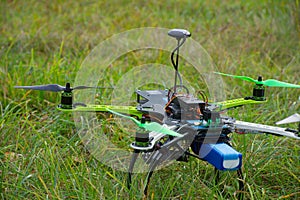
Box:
left=215, top=72, right=300, bottom=88
left=107, top=109, right=183, bottom=137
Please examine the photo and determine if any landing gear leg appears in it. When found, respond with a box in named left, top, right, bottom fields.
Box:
left=127, top=150, right=139, bottom=190
left=237, top=168, right=244, bottom=200
left=127, top=149, right=158, bottom=196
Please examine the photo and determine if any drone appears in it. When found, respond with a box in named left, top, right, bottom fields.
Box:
left=15, top=29, right=300, bottom=198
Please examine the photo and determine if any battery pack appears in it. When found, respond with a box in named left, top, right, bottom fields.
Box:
left=199, top=143, right=242, bottom=171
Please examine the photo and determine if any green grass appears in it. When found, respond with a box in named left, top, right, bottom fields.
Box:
left=1, top=0, right=300, bottom=199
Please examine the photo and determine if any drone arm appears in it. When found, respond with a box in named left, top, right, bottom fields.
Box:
left=57, top=104, right=143, bottom=119
left=234, top=120, right=300, bottom=140
left=216, top=98, right=267, bottom=111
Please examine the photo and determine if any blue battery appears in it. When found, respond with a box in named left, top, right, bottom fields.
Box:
left=199, top=143, right=242, bottom=171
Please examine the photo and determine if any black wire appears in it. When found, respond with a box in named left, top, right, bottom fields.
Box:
left=167, top=85, right=190, bottom=101
left=196, top=90, right=208, bottom=104
left=171, top=48, right=181, bottom=92
left=170, top=36, right=187, bottom=92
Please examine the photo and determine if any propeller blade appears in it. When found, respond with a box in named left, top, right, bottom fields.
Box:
left=14, top=84, right=65, bottom=92
left=15, top=83, right=112, bottom=92
left=140, top=122, right=183, bottom=137
left=107, top=109, right=183, bottom=137
left=276, top=113, right=300, bottom=125
left=263, top=79, right=300, bottom=88
left=73, top=86, right=104, bottom=90
left=214, top=72, right=257, bottom=83
left=215, top=72, right=300, bottom=88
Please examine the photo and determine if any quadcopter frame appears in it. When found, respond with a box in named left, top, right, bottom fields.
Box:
left=14, top=29, right=300, bottom=199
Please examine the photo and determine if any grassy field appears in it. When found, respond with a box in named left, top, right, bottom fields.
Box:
left=1, top=0, right=300, bottom=199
